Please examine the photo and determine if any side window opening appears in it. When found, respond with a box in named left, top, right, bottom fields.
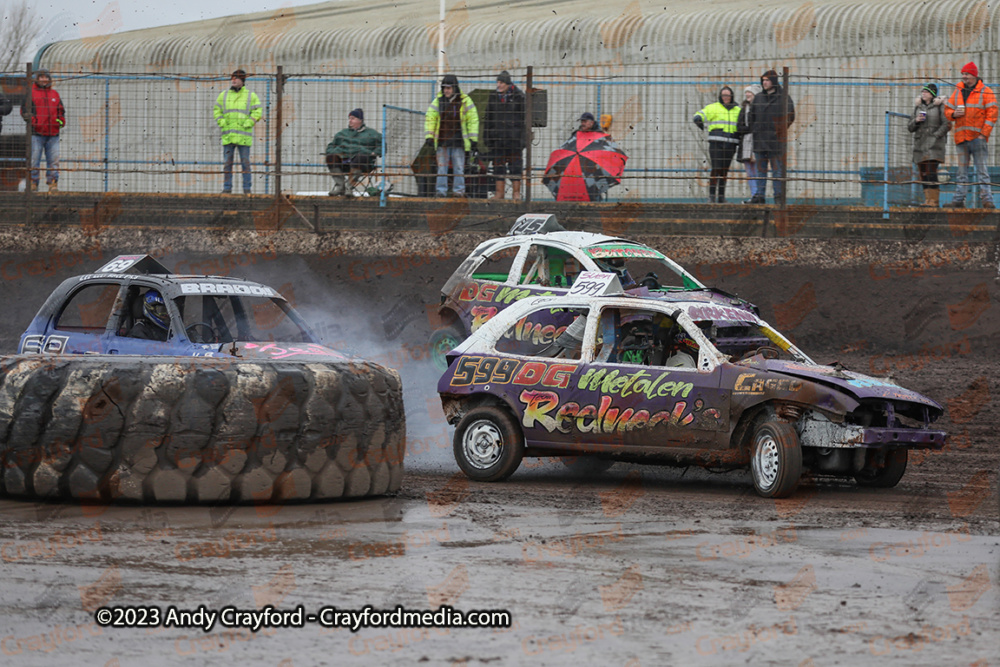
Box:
left=598, top=307, right=696, bottom=369
left=55, top=284, right=120, bottom=333
left=118, top=285, right=174, bottom=341
left=494, top=306, right=589, bottom=360
left=471, top=245, right=519, bottom=283
left=520, top=245, right=577, bottom=288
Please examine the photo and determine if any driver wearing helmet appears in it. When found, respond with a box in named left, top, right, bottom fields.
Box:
left=664, top=328, right=698, bottom=368
left=128, top=290, right=170, bottom=341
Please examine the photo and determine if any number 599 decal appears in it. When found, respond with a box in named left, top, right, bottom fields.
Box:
left=19, top=334, right=70, bottom=354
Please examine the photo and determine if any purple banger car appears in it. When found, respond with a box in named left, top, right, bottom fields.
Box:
left=430, top=213, right=756, bottom=369
left=436, top=284, right=946, bottom=498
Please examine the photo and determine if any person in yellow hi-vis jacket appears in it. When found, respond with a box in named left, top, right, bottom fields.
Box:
left=424, top=73, right=479, bottom=197
left=213, top=69, right=263, bottom=195
left=693, top=86, right=740, bottom=203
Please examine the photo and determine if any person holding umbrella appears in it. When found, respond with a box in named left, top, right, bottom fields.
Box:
left=543, top=112, right=627, bottom=202
left=693, top=86, right=740, bottom=203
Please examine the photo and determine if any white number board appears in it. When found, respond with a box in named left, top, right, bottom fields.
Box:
left=568, top=271, right=623, bottom=297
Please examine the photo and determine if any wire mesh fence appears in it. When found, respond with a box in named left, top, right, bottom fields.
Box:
left=1, top=66, right=998, bottom=204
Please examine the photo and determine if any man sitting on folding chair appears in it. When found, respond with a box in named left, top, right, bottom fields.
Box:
left=324, top=108, right=383, bottom=196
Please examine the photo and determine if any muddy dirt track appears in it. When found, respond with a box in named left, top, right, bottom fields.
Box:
left=0, top=244, right=998, bottom=665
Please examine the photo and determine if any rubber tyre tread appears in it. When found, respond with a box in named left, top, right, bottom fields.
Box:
left=854, top=448, right=908, bottom=488
left=750, top=420, right=803, bottom=498
left=453, top=405, right=524, bottom=482
left=0, top=355, right=406, bottom=504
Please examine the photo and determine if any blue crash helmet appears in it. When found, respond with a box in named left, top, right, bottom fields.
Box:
left=143, top=290, right=170, bottom=330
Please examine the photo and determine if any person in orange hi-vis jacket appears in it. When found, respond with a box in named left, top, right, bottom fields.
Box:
left=943, top=61, right=998, bottom=209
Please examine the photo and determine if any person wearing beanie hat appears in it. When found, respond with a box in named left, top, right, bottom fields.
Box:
left=746, top=69, right=795, bottom=205
left=425, top=73, right=480, bottom=197
left=693, top=86, right=740, bottom=203
left=908, top=82, right=950, bottom=207
left=24, top=68, right=65, bottom=192
left=325, top=108, right=383, bottom=196
left=736, top=84, right=763, bottom=202
left=213, top=68, right=262, bottom=194
left=944, top=61, right=997, bottom=208
left=484, top=70, right=526, bottom=199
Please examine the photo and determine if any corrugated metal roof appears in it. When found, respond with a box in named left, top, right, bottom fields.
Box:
left=38, top=0, right=1000, bottom=73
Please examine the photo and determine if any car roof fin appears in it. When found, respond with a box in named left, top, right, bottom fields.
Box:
left=508, top=213, right=565, bottom=236
left=95, top=255, right=172, bottom=276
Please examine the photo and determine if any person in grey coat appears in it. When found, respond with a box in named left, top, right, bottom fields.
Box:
left=907, top=83, right=951, bottom=207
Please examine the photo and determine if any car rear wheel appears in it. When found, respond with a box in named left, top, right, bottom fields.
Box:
left=750, top=420, right=802, bottom=498
left=854, top=448, right=907, bottom=488
left=453, top=406, right=524, bottom=482
left=430, top=325, right=466, bottom=372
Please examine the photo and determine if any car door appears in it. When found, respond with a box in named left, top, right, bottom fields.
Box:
left=445, top=302, right=591, bottom=449
left=572, top=304, right=729, bottom=453
left=24, top=281, right=124, bottom=355
left=105, top=284, right=189, bottom=355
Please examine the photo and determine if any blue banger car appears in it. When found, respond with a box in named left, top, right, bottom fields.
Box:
left=18, top=254, right=345, bottom=361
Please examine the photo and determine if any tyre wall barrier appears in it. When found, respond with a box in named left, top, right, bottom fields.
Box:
left=0, top=355, right=406, bottom=503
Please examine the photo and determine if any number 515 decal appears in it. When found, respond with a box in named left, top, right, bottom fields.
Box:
left=19, top=334, right=70, bottom=354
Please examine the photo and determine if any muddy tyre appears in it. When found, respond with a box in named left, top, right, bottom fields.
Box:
left=430, top=325, right=466, bottom=372
left=854, top=448, right=907, bottom=488
left=453, top=405, right=523, bottom=482
left=0, top=356, right=406, bottom=504
left=749, top=421, right=802, bottom=498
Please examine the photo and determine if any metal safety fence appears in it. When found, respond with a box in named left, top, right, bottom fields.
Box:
left=1, top=65, right=997, bottom=206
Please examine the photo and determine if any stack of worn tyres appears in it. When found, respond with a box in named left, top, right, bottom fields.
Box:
left=0, top=355, right=406, bottom=503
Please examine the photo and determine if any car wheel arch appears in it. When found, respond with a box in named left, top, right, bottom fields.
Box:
left=730, top=400, right=818, bottom=455
left=441, top=392, right=521, bottom=428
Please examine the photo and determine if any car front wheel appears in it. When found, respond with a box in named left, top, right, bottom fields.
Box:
left=453, top=405, right=524, bottom=482
left=750, top=420, right=803, bottom=498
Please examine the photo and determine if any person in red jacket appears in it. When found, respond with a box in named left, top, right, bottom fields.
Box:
left=943, top=61, right=997, bottom=209
left=24, top=68, right=65, bottom=192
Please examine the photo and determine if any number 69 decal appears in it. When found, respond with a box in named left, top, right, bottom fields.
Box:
left=96, top=256, right=141, bottom=273
left=19, top=334, right=69, bottom=354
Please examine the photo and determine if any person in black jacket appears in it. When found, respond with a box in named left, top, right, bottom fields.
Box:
left=747, top=69, right=795, bottom=205
left=483, top=70, right=526, bottom=199
left=0, top=91, right=12, bottom=133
